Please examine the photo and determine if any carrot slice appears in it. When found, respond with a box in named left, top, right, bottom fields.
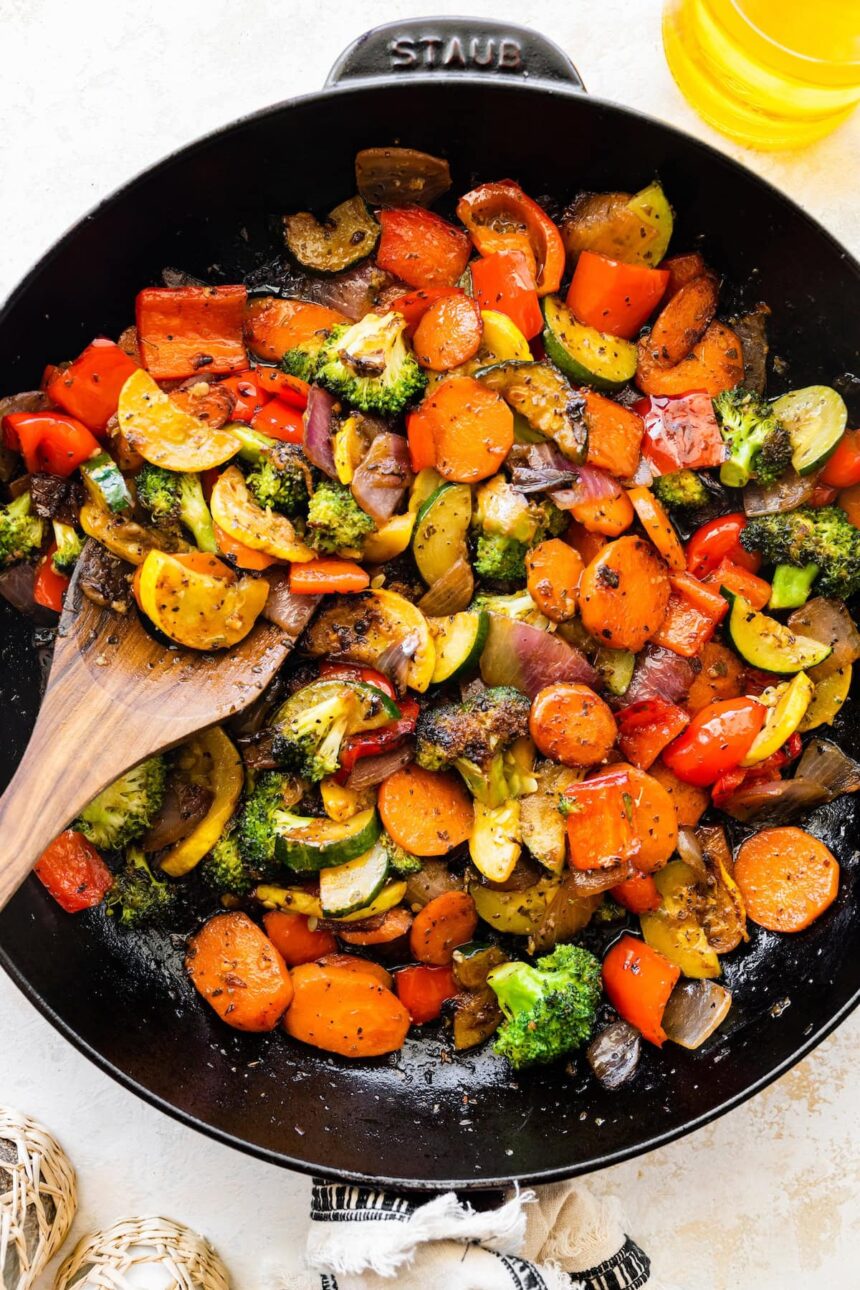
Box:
left=662, top=252, right=709, bottom=300
left=564, top=764, right=678, bottom=873
left=214, top=522, right=279, bottom=570
left=684, top=640, right=745, bottom=714
left=648, top=760, right=710, bottom=827
left=628, top=487, right=686, bottom=571
left=289, top=558, right=370, bottom=595
left=284, top=963, right=410, bottom=1057
left=422, top=377, right=514, bottom=483
left=338, top=907, right=414, bottom=946
left=244, top=297, right=347, bottom=362
left=186, top=912, right=293, bottom=1032
left=316, top=953, right=393, bottom=990
left=636, top=320, right=744, bottom=398
left=525, top=538, right=583, bottom=622
left=643, top=274, right=719, bottom=369
left=569, top=489, right=635, bottom=537
left=395, top=964, right=458, bottom=1022
left=262, top=910, right=337, bottom=966
left=529, top=682, right=617, bottom=766
left=733, top=828, right=839, bottom=933
left=389, top=286, right=463, bottom=334
left=582, top=390, right=644, bottom=479
left=579, top=535, right=671, bottom=652
left=378, top=764, right=474, bottom=856
left=565, top=521, right=607, bottom=567
left=409, top=891, right=478, bottom=966
left=413, top=295, right=483, bottom=371
left=612, top=872, right=661, bottom=914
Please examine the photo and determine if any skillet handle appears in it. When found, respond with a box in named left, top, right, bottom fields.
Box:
left=326, top=17, right=586, bottom=92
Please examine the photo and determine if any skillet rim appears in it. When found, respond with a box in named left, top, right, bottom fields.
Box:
left=1, top=74, right=859, bottom=1190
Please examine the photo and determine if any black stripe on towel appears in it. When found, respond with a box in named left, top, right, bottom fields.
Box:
left=577, top=1235, right=651, bottom=1289
left=497, top=1252, right=551, bottom=1289
left=310, top=1180, right=414, bottom=1222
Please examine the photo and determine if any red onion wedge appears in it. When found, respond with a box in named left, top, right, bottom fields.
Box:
left=795, top=737, right=860, bottom=799
left=721, top=777, right=828, bottom=824
left=587, top=1021, right=641, bottom=1089
left=549, top=464, right=621, bottom=511
left=346, top=742, right=414, bottom=790
left=743, top=469, right=817, bottom=516
left=479, top=615, right=597, bottom=698
left=621, top=644, right=698, bottom=707
left=351, top=433, right=413, bottom=523
left=262, top=569, right=321, bottom=633
left=303, top=385, right=338, bottom=477
left=788, top=598, right=860, bottom=682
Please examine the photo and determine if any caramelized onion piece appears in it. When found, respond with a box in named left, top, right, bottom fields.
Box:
left=662, top=979, right=732, bottom=1049
left=587, top=1021, right=641, bottom=1089
left=355, top=147, right=451, bottom=208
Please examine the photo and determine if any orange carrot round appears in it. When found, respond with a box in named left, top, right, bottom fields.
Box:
left=525, top=539, right=583, bottom=622
left=684, top=640, right=745, bottom=714
left=413, top=295, right=483, bottom=371
left=579, top=535, right=671, bottom=652
left=262, top=910, right=337, bottom=966
left=644, top=274, right=718, bottom=369
left=734, top=828, right=839, bottom=933
left=316, top=953, right=394, bottom=990
left=284, top=963, right=410, bottom=1057
left=186, top=912, right=293, bottom=1032
left=337, top=907, right=413, bottom=946
left=423, top=377, right=514, bottom=483
left=378, top=764, right=474, bottom=856
left=409, top=891, right=478, bottom=966
left=529, top=682, right=617, bottom=766
left=244, top=297, right=347, bottom=362
left=636, top=320, right=744, bottom=398
left=214, top=522, right=279, bottom=570
left=648, top=760, right=710, bottom=828
left=569, top=490, right=634, bottom=536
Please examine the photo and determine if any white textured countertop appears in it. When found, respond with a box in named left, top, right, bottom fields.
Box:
left=1, top=2, right=858, bottom=1287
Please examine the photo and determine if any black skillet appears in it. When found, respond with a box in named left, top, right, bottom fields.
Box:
left=1, top=18, right=858, bottom=1191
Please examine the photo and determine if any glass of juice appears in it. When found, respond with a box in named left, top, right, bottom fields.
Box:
left=663, top=0, right=860, bottom=148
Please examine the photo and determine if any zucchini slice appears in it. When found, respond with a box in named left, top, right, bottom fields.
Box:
left=724, top=590, right=832, bottom=674
left=274, top=806, right=381, bottom=872
left=428, top=611, right=488, bottom=683
left=594, top=646, right=635, bottom=697
left=772, top=385, right=847, bottom=476
left=255, top=876, right=407, bottom=923
left=80, top=451, right=133, bottom=513
left=319, top=839, right=390, bottom=917
left=542, top=295, right=637, bottom=390
left=625, top=182, right=674, bottom=266
left=469, top=877, right=561, bottom=936
left=283, top=195, right=379, bottom=274
left=475, top=359, right=588, bottom=463
left=413, top=483, right=473, bottom=587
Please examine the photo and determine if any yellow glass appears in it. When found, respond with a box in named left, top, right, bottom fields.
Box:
left=663, top=0, right=860, bottom=148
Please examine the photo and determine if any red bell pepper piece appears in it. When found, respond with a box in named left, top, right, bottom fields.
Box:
left=686, top=512, right=761, bottom=577
left=703, top=557, right=771, bottom=610
left=611, top=872, right=662, bottom=914
left=456, top=180, right=565, bottom=295
left=662, top=697, right=766, bottom=786
left=34, top=829, right=113, bottom=913
left=470, top=249, right=543, bottom=340
left=33, top=547, right=70, bottom=612
left=219, top=371, right=270, bottom=422
left=376, top=208, right=471, bottom=288
left=820, top=429, right=860, bottom=488
left=617, top=699, right=690, bottom=770
left=289, top=558, right=370, bottom=596
left=46, top=338, right=138, bottom=434
left=566, top=252, right=669, bottom=340
left=388, top=287, right=463, bottom=334
left=636, top=392, right=726, bottom=473
left=651, top=571, right=728, bottom=658
left=319, top=660, right=398, bottom=700
left=809, top=482, right=838, bottom=507
left=406, top=405, right=436, bottom=471
left=251, top=398, right=304, bottom=443
left=336, top=698, right=421, bottom=781
left=395, top=964, right=458, bottom=1024
left=602, top=935, right=680, bottom=1046
left=136, top=284, right=248, bottom=381
left=254, top=368, right=310, bottom=408
left=564, top=768, right=637, bottom=871
left=3, top=412, right=100, bottom=476
left=710, top=732, right=802, bottom=808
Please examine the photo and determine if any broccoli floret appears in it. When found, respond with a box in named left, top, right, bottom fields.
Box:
left=106, top=845, right=177, bottom=928
left=0, top=492, right=43, bottom=567
left=381, top=833, right=423, bottom=875
left=75, top=756, right=167, bottom=850
left=51, top=520, right=83, bottom=574
left=474, top=532, right=529, bottom=582
left=415, top=686, right=535, bottom=807
left=136, top=464, right=217, bottom=552
left=306, top=479, right=375, bottom=555
left=235, top=772, right=298, bottom=874
left=272, top=688, right=361, bottom=783
left=741, top=505, right=860, bottom=601
left=713, top=386, right=792, bottom=488
left=534, top=498, right=569, bottom=540
left=652, top=470, right=711, bottom=513
left=201, top=829, right=253, bottom=896
left=313, top=312, right=427, bottom=417
left=231, top=425, right=312, bottom=516
left=469, top=590, right=548, bottom=627
left=488, top=943, right=602, bottom=1070
left=282, top=335, right=328, bottom=382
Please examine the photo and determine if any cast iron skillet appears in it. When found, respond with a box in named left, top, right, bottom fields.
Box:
left=1, top=18, right=858, bottom=1191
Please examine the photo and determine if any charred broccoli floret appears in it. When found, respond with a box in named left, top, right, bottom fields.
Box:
left=106, top=845, right=177, bottom=928
left=201, top=829, right=253, bottom=896
left=231, top=425, right=312, bottom=516
left=415, top=686, right=535, bottom=807
left=0, top=492, right=43, bottom=567
left=381, top=833, right=423, bottom=875
left=272, top=679, right=394, bottom=783
left=714, top=386, right=792, bottom=488
left=235, top=772, right=298, bottom=874
left=51, top=520, right=83, bottom=574
left=281, top=334, right=328, bottom=382
left=306, top=479, right=375, bottom=554
left=469, top=590, right=548, bottom=627
left=488, top=943, right=601, bottom=1069
left=75, top=757, right=167, bottom=850
left=312, top=312, right=427, bottom=417
left=136, top=463, right=217, bottom=552
left=474, top=532, right=529, bottom=582
left=740, top=505, right=860, bottom=600
left=652, top=470, right=711, bottom=513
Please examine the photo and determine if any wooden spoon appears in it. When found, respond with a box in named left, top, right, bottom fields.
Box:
left=0, top=546, right=317, bottom=910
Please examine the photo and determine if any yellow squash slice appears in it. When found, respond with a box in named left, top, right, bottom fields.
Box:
left=118, top=368, right=241, bottom=471
left=136, top=550, right=268, bottom=650
left=210, top=466, right=314, bottom=562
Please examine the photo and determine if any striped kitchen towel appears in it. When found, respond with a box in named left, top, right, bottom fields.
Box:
left=280, top=1178, right=679, bottom=1289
